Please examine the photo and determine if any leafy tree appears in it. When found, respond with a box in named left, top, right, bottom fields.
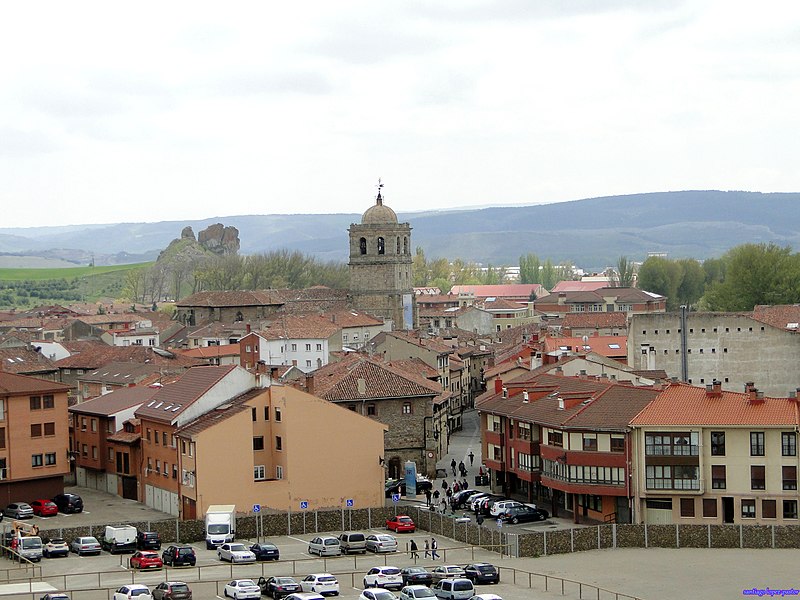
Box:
left=676, top=258, right=705, bottom=307
left=613, top=256, right=635, bottom=287
left=519, top=253, right=541, bottom=284
left=541, top=259, right=557, bottom=290
left=638, top=256, right=682, bottom=309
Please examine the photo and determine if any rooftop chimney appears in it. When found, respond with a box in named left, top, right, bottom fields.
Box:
left=494, top=379, right=504, bottom=394
left=305, top=373, right=315, bottom=396
left=246, top=323, right=251, bottom=334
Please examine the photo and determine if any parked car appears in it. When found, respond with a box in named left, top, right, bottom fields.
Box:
left=41, top=595, right=70, bottom=600
left=467, top=595, right=503, bottom=600
left=308, top=536, right=341, bottom=556
left=52, top=493, right=83, bottom=514
left=384, top=478, right=434, bottom=497
left=70, top=536, right=101, bottom=556
left=223, top=580, right=261, bottom=600
left=463, top=564, right=499, bottom=584
left=284, top=594, right=324, bottom=600
left=258, top=576, right=302, bottom=599
left=451, top=490, right=478, bottom=509
left=499, top=505, right=549, bottom=524
left=250, top=542, right=279, bottom=561
left=129, top=550, right=164, bottom=570
left=300, top=573, right=339, bottom=596
left=431, top=566, right=466, bottom=583
left=152, top=582, right=192, bottom=600
left=30, top=499, right=58, bottom=517
left=218, top=543, right=256, bottom=563
left=113, top=584, right=153, bottom=600
left=137, top=531, right=162, bottom=550
left=476, top=496, right=505, bottom=516
left=43, top=538, right=69, bottom=558
left=4, top=502, right=33, bottom=519
left=363, top=566, right=404, bottom=590
left=430, top=579, right=474, bottom=600
left=161, top=545, right=196, bottom=567
left=467, top=494, right=491, bottom=512
left=365, top=534, right=398, bottom=553
left=386, top=515, right=416, bottom=533
left=338, top=531, right=367, bottom=554
left=399, top=586, right=436, bottom=600
left=359, top=590, right=399, bottom=600
left=488, top=500, right=522, bottom=517
left=400, top=567, right=433, bottom=587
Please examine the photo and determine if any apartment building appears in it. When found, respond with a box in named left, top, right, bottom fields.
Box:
left=0, top=372, right=71, bottom=500
left=630, top=381, right=800, bottom=525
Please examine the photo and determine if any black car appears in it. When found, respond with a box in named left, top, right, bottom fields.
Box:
left=384, top=478, right=434, bottom=498
left=400, top=566, right=433, bottom=586
left=137, top=531, right=161, bottom=550
left=258, top=576, right=302, bottom=599
left=250, top=542, right=279, bottom=561
left=52, top=493, right=83, bottom=514
left=451, top=489, right=478, bottom=509
left=464, top=563, right=500, bottom=584
left=500, top=505, right=549, bottom=524
left=161, top=545, right=196, bottom=567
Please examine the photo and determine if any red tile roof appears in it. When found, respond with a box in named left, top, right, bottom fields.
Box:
left=69, top=385, right=160, bottom=416
left=751, top=304, right=800, bottom=332
left=260, top=313, right=341, bottom=340
left=562, top=312, right=628, bottom=330
left=551, top=281, right=610, bottom=292
left=55, top=344, right=204, bottom=369
left=543, top=335, right=627, bottom=357
left=450, top=284, right=545, bottom=298
left=180, top=346, right=242, bottom=359
left=0, top=347, right=58, bottom=374
left=175, top=387, right=264, bottom=437
left=0, top=372, right=71, bottom=395
left=630, top=383, right=800, bottom=426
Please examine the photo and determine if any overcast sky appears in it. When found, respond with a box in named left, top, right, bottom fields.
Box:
left=3, top=1, right=799, bottom=229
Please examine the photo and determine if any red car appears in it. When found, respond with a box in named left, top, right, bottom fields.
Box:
left=386, top=515, right=416, bottom=533
left=129, top=550, right=164, bottom=570
left=30, top=499, right=58, bottom=517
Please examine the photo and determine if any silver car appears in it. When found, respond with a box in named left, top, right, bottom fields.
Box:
left=308, top=536, right=341, bottom=557
left=70, top=536, right=101, bottom=556
left=4, top=502, right=33, bottom=519
left=217, top=543, right=256, bottom=563
left=365, top=534, right=398, bottom=553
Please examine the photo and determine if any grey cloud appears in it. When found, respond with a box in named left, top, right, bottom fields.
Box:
left=204, top=69, right=335, bottom=96
left=307, top=23, right=444, bottom=65
left=0, top=128, right=60, bottom=156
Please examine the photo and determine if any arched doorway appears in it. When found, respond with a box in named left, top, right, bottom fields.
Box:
left=388, top=457, right=402, bottom=480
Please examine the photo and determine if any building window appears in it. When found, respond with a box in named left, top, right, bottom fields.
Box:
left=91, top=419, right=97, bottom=432
left=162, top=432, right=167, bottom=446
left=43, top=395, right=54, bottom=409
left=147, top=458, right=152, bottom=471
left=741, top=499, right=756, bottom=519
left=253, top=436, right=265, bottom=451
left=548, top=431, right=563, bottom=447
left=254, top=465, right=266, bottom=481
left=402, top=403, right=412, bottom=415
left=92, top=446, right=97, bottom=459
left=276, top=436, right=282, bottom=451
left=305, top=344, right=311, bottom=351
left=783, top=466, right=797, bottom=490
left=275, top=408, right=282, bottom=422
left=31, top=454, right=43, bottom=467
left=751, top=465, right=765, bottom=490
left=377, top=236, right=385, bottom=254
left=276, top=465, right=284, bottom=480
left=316, top=343, right=322, bottom=351
left=30, top=424, right=42, bottom=437
left=784, top=500, right=798, bottom=519
left=108, top=448, right=114, bottom=461
left=181, top=440, right=187, bottom=455
left=155, top=460, right=161, bottom=473
left=264, top=406, right=270, bottom=420
left=359, top=237, right=367, bottom=255
left=782, top=432, right=797, bottom=456
left=762, top=499, right=777, bottom=519
left=711, top=465, right=726, bottom=489
left=645, top=432, right=699, bottom=456
left=710, top=431, right=725, bottom=456
left=252, top=407, right=257, bottom=421
left=154, top=430, right=159, bottom=445
left=367, top=404, right=376, bottom=416
left=702, top=498, right=717, bottom=518
left=82, top=444, right=88, bottom=457
left=29, top=396, right=41, bottom=410
left=680, top=498, right=695, bottom=518
left=146, top=428, right=151, bottom=441
left=0, top=428, right=5, bottom=449
left=750, top=432, right=765, bottom=456
left=172, top=464, right=177, bottom=479
left=582, top=435, right=597, bottom=452
left=291, top=343, right=297, bottom=352
left=45, top=452, right=56, bottom=466
left=44, top=422, right=55, bottom=436
left=306, top=360, right=312, bottom=368
left=610, top=436, right=625, bottom=453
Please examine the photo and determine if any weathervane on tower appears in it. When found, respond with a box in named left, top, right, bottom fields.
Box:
left=376, top=178, right=384, bottom=205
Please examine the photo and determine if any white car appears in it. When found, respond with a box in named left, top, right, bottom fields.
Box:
left=365, top=534, right=398, bottom=553
left=468, top=595, right=504, bottom=600
left=285, top=594, right=325, bottom=600
left=301, top=574, right=339, bottom=596
left=359, top=590, right=399, bottom=600
left=488, top=500, right=522, bottom=517
left=400, top=586, right=436, bottom=600
left=218, top=543, right=256, bottom=563
left=113, top=584, right=153, bottom=600
left=224, top=580, right=261, bottom=600
left=308, top=536, right=342, bottom=556
left=364, top=566, right=404, bottom=590
left=432, top=566, right=466, bottom=583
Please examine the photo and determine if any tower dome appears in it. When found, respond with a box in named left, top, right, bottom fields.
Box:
left=361, top=188, right=398, bottom=224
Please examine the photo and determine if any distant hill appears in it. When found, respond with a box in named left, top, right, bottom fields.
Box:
left=2, top=191, right=799, bottom=269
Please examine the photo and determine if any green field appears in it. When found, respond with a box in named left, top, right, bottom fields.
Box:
left=0, top=262, right=152, bottom=309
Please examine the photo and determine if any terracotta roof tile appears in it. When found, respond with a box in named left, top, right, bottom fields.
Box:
left=0, top=372, right=71, bottom=395
left=630, top=383, right=800, bottom=426
left=751, top=304, right=800, bottom=332
left=543, top=335, right=627, bottom=357
left=562, top=312, right=628, bottom=329
left=260, top=313, right=341, bottom=340
left=450, top=284, right=545, bottom=298
left=551, top=281, right=610, bottom=292
left=0, top=347, right=58, bottom=374
left=70, top=385, right=160, bottom=416
left=107, top=430, right=141, bottom=444
left=55, top=343, right=204, bottom=369
left=175, top=387, right=264, bottom=437
left=80, top=361, right=164, bottom=384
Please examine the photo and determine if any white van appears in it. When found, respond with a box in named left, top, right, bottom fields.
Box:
left=16, top=536, right=43, bottom=562
left=431, top=578, right=474, bottom=600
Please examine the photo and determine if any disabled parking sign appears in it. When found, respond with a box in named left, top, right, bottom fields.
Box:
left=391, top=493, right=401, bottom=503
left=300, top=501, right=309, bottom=510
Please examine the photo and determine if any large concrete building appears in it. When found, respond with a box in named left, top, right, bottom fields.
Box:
left=348, top=186, right=415, bottom=330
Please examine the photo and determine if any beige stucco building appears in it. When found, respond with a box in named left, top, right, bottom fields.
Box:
left=175, top=383, right=386, bottom=517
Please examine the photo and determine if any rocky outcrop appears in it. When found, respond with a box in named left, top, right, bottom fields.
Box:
left=181, top=226, right=195, bottom=240
left=198, top=223, right=240, bottom=256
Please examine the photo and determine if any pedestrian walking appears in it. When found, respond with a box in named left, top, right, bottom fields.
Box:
left=410, top=539, right=419, bottom=559
left=441, top=478, right=448, bottom=490
left=453, top=481, right=460, bottom=494
left=446, top=487, right=452, bottom=500
left=451, top=458, right=457, bottom=476
left=433, top=489, right=440, bottom=502
left=424, top=488, right=432, bottom=507
left=424, top=539, right=430, bottom=558
left=459, top=460, right=465, bottom=475
left=468, top=451, right=475, bottom=466
left=431, top=538, right=439, bottom=560
left=440, top=499, right=447, bottom=513
left=477, top=513, right=484, bottom=526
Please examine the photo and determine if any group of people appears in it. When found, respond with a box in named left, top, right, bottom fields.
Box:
left=409, top=537, right=439, bottom=560
left=450, top=456, right=471, bottom=478
left=419, top=451, right=480, bottom=515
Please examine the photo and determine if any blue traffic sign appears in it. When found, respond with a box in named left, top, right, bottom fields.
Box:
left=346, top=498, right=354, bottom=507
left=391, top=493, right=401, bottom=503
left=300, top=501, right=309, bottom=510
left=253, top=504, right=261, bottom=513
